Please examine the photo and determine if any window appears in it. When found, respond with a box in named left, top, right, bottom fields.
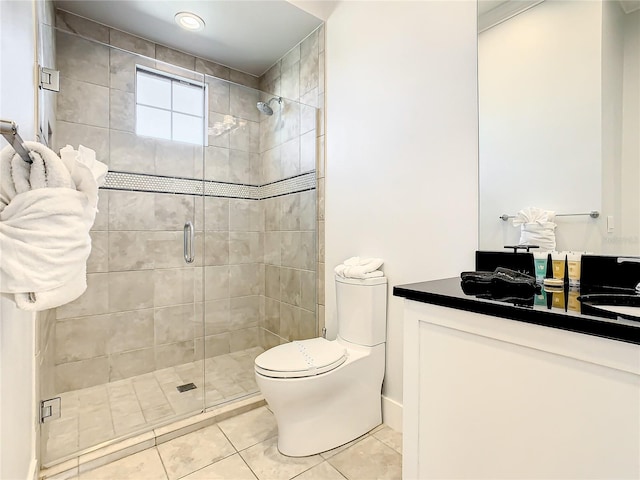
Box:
left=135, top=66, right=207, bottom=145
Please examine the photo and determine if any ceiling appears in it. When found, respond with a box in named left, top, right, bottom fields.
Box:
left=54, top=0, right=324, bottom=76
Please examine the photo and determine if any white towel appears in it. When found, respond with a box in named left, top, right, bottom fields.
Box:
left=334, top=256, right=384, bottom=279
left=0, top=142, right=105, bottom=311
left=60, top=144, right=108, bottom=201
left=59, top=145, right=107, bottom=225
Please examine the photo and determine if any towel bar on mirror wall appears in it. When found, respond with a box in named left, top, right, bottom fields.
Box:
left=499, top=211, right=600, bottom=221
left=0, top=119, right=32, bottom=164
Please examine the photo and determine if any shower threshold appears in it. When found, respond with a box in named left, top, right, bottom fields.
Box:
left=41, top=346, right=264, bottom=467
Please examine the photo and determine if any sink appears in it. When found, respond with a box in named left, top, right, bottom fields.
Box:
left=578, top=294, right=640, bottom=320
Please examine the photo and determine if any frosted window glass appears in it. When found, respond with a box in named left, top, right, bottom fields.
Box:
left=136, top=71, right=171, bottom=109
left=173, top=113, right=203, bottom=145
left=137, top=105, right=171, bottom=140
left=135, top=67, right=206, bottom=145
left=173, top=82, right=203, bottom=116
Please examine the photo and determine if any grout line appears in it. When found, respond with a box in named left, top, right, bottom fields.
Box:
left=217, top=425, right=238, bottom=454
left=237, top=450, right=260, bottom=480
left=288, top=461, right=321, bottom=480
left=154, top=446, right=171, bottom=480
left=105, top=383, right=116, bottom=440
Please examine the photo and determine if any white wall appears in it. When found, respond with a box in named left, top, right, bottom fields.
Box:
left=478, top=0, right=603, bottom=252
left=325, top=1, right=478, bottom=427
left=0, top=1, right=38, bottom=479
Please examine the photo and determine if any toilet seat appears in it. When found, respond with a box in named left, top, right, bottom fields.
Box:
left=255, top=337, right=348, bottom=378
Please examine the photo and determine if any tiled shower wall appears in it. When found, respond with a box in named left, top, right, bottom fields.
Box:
left=49, top=11, right=320, bottom=394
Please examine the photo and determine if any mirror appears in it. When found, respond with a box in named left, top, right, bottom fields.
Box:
left=478, top=0, right=640, bottom=255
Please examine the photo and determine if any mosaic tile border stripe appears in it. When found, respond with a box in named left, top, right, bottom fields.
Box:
left=103, top=171, right=315, bottom=200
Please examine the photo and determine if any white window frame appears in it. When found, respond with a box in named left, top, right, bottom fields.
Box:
left=134, top=64, right=208, bottom=146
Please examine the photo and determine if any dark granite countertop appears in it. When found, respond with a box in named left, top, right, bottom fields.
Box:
left=393, top=277, right=640, bottom=345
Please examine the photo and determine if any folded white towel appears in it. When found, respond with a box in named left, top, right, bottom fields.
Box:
left=0, top=142, right=102, bottom=311
left=334, top=256, right=384, bottom=279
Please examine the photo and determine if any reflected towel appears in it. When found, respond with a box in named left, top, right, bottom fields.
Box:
left=512, top=207, right=557, bottom=251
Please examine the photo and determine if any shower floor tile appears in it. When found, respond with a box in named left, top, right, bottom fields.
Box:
left=43, top=346, right=264, bottom=464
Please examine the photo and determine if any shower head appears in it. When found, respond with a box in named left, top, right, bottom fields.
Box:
left=256, top=96, right=282, bottom=116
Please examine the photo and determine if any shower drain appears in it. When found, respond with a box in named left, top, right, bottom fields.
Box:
left=176, top=383, right=197, bottom=393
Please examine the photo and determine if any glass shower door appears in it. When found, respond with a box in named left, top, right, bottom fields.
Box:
left=200, top=78, right=319, bottom=411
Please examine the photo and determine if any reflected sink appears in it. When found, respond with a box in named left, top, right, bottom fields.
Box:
left=578, top=294, right=640, bottom=320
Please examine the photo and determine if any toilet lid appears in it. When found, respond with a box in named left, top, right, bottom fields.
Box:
left=255, top=337, right=348, bottom=379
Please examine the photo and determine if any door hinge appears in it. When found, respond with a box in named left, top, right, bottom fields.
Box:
left=39, top=66, right=60, bottom=92
left=40, top=397, right=61, bottom=423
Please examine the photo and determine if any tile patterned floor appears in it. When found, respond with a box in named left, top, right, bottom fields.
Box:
left=44, top=347, right=264, bottom=464
left=69, top=406, right=403, bottom=479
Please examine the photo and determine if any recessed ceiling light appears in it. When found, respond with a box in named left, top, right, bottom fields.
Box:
left=175, top=12, right=205, bottom=31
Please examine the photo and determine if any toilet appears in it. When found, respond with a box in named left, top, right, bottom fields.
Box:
left=254, top=275, right=387, bottom=457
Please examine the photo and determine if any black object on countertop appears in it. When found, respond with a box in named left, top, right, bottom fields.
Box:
left=461, top=267, right=539, bottom=297
left=393, top=277, right=640, bottom=345
left=581, top=255, right=640, bottom=294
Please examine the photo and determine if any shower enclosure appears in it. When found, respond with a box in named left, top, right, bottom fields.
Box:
left=37, top=14, right=318, bottom=466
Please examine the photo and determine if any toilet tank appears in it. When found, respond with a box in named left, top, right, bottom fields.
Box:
left=335, top=275, right=387, bottom=346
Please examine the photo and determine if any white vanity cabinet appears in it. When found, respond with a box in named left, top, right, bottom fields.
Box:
left=402, top=299, right=640, bottom=480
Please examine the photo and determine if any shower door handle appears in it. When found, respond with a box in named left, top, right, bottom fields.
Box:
left=183, top=221, right=195, bottom=264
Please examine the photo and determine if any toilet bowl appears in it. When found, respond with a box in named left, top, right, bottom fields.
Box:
left=255, top=275, right=387, bottom=457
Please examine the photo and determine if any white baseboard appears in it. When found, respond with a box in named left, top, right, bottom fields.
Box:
left=381, top=395, right=403, bottom=432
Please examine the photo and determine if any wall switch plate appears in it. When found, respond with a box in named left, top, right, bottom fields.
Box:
left=607, top=215, right=615, bottom=233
